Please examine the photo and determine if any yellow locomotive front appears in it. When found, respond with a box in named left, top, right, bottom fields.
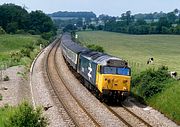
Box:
left=96, top=60, right=131, bottom=100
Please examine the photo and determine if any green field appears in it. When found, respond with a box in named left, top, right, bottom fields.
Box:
left=77, top=31, right=180, bottom=74
left=0, top=34, right=46, bottom=67
left=77, top=31, right=180, bottom=124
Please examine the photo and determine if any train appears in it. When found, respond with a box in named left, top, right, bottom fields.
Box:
left=60, top=33, right=131, bottom=101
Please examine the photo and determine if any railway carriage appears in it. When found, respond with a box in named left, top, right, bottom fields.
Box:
left=61, top=33, right=89, bottom=70
left=60, top=33, right=131, bottom=101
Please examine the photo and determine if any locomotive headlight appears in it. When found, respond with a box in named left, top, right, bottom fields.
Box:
left=123, top=86, right=127, bottom=90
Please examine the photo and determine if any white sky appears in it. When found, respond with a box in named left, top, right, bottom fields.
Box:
left=0, top=0, right=180, bottom=16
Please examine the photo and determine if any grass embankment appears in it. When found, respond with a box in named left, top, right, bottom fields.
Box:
left=0, top=34, right=47, bottom=68
left=0, top=34, right=48, bottom=126
left=77, top=31, right=180, bottom=124
left=148, top=80, right=180, bottom=124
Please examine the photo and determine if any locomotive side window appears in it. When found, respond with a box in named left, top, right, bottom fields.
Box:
left=102, top=66, right=130, bottom=76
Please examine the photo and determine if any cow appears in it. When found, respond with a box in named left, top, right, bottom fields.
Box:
left=147, top=57, right=154, bottom=64
left=170, top=71, right=177, bottom=78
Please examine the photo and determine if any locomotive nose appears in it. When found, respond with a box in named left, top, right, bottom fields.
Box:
left=103, top=75, right=130, bottom=91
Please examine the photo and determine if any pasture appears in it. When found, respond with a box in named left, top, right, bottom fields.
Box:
left=77, top=31, right=180, bottom=124
left=77, top=31, right=180, bottom=74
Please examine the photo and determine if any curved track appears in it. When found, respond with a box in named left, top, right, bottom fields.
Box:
left=45, top=39, right=100, bottom=127
left=31, top=37, right=153, bottom=127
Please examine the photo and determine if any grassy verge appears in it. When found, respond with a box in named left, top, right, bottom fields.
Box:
left=0, top=34, right=48, bottom=69
left=147, top=80, right=180, bottom=124
left=77, top=31, right=180, bottom=124
left=0, top=34, right=50, bottom=126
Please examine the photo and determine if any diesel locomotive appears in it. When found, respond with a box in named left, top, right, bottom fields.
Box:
left=60, top=33, right=131, bottom=101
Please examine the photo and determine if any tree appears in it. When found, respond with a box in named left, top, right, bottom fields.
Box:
left=6, top=22, right=18, bottom=33
left=126, top=11, right=132, bottom=25
left=29, top=10, right=54, bottom=33
left=157, top=17, right=169, bottom=33
left=63, top=24, right=77, bottom=32
left=88, top=24, right=96, bottom=30
left=0, top=4, right=29, bottom=33
left=173, top=9, right=179, bottom=15
left=136, top=19, right=147, bottom=25
left=167, top=12, right=176, bottom=24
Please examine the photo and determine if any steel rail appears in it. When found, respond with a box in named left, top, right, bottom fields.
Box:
left=46, top=39, right=100, bottom=127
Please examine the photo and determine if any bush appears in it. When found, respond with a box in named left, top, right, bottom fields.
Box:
left=3, top=75, right=9, bottom=81
left=9, top=51, right=22, bottom=63
left=132, top=66, right=172, bottom=99
left=0, top=26, right=6, bottom=34
left=5, top=102, right=48, bottom=127
left=41, top=32, right=53, bottom=40
left=87, top=44, right=104, bottom=53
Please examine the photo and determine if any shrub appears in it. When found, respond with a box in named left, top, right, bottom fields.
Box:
left=35, top=39, right=48, bottom=47
left=87, top=44, right=104, bottom=53
left=5, top=102, right=48, bottom=127
left=20, top=43, right=35, bottom=57
left=3, top=75, right=9, bottom=81
left=10, top=51, right=22, bottom=63
left=132, top=66, right=172, bottom=99
left=41, top=32, right=53, bottom=40
left=0, top=26, right=6, bottom=34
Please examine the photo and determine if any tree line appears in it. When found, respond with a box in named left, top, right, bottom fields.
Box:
left=0, top=4, right=56, bottom=39
left=49, top=11, right=96, bottom=19
left=104, top=9, right=180, bottom=34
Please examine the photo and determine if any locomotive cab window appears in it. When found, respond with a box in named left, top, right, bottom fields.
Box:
left=117, top=68, right=130, bottom=76
left=102, top=66, right=130, bottom=76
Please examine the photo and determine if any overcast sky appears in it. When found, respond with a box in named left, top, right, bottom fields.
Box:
left=0, top=0, right=180, bottom=16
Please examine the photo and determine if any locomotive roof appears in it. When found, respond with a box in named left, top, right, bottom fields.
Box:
left=81, top=51, right=125, bottom=66
left=61, top=33, right=89, bottom=53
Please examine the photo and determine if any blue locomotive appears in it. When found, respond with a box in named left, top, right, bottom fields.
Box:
left=60, top=33, right=131, bottom=100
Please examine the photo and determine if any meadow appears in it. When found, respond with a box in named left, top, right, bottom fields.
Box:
left=77, top=31, right=180, bottom=74
left=77, top=31, right=180, bottom=124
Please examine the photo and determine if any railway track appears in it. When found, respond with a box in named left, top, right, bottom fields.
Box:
left=103, top=102, right=153, bottom=127
left=53, top=38, right=153, bottom=126
left=45, top=39, right=101, bottom=127
left=30, top=37, right=177, bottom=127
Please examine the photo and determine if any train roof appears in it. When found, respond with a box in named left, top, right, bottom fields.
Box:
left=61, top=33, right=89, bottom=53
left=61, top=33, right=127, bottom=67
left=81, top=51, right=127, bottom=67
